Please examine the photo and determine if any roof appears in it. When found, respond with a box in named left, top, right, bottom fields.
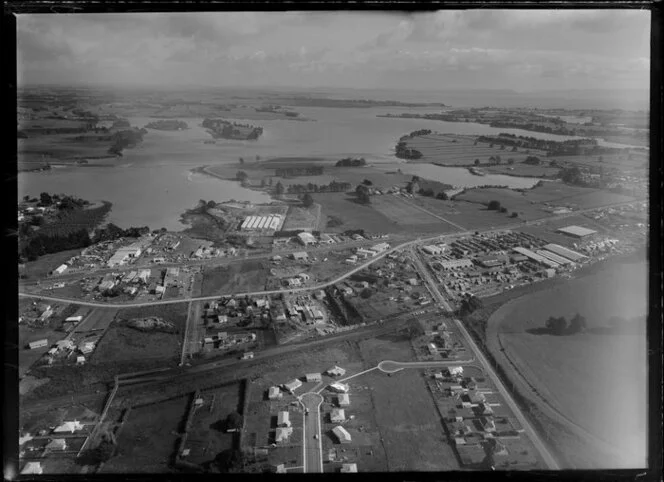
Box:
left=297, top=232, right=316, bottom=243
left=21, top=462, right=42, bottom=475
left=275, top=427, right=293, bottom=442
left=284, top=379, right=302, bottom=390
left=557, top=225, right=597, bottom=237
left=338, top=393, right=350, bottom=405
left=331, top=408, right=345, bottom=420
left=340, top=463, right=358, bottom=473
left=332, top=425, right=351, bottom=441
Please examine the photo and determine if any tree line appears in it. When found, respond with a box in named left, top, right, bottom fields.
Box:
left=284, top=180, right=351, bottom=194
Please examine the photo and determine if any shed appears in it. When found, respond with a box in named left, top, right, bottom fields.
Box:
left=330, top=408, right=346, bottom=423
left=340, top=463, right=358, bottom=473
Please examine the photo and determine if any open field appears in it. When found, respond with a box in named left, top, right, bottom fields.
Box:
left=486, top=258, right=647, bottom=469
left=282, top=204, right=321, bottom=231
left=313, top=192, right=409, bottom=234
left=409, top=197, right=519, bottom=230
left=18, top=135, right=116, bottom=160
left=18, top=325, right=67, bottom=378
left=19, top=249, right=82, bottom=280
left=485, top=164, right=561, bottom=178
left=201, top=260, right=268, bottom=297
left=406, top=134, right=548, bottom=166
left=92, top=304, right=188, bottom=365
left=371, top=195, right=464, bottom=232
left=102, top=395, right=191, bottom=473
left=73, top=308, right=116, bottom=334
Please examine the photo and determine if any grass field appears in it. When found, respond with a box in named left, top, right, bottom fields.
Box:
left=102, top=395, right=190, bottom=473
left=201, top=260, right=267, bottom=297
left=19, top=249, right=81, bottom=280
left=73, top=308, right=116, bottom=334
left=313, top=192, right=409, bottom=234
left=485, top=258, right=647, bottom=469
left=406, top=134, right=548, bottom=166
left=371, top=195, right=464, bottom=232
left=92, top=304, right=188, bottom=365
left=409, top=197, right=520, bottom=230
left=282, top=204, right=321, bottom=231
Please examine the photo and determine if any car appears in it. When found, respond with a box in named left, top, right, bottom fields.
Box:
left=314, top=434, right=318, bottom=440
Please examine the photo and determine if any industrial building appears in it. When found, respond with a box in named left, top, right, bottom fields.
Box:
left=542, top=243, right=587, bottom=262
left=107, top=238, right=151, bottom=267
left=372, top=242, right=390, bottom=253
left=557, top=225, right=597, bottom=238
left=536, top=249, right=572, bottom=265
left=332, top=425, right=352, bottom=444
left=305, top=372, right=322, bottom=383
left=512, top=247, right=559, bottom=269
left=438, top=259, right=473, bottom=270
left=241, top=214, right=284, bottom=232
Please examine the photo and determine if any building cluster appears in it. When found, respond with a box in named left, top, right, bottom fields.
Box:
left=19, top=301, right=56, bottom=329
left=344, top=242, right=391, bottom=264
left=107, top=237, right=153, bottom=267
left=424, top=321, right=465, bottom=359
left=19, top=419, right=90, bottom=471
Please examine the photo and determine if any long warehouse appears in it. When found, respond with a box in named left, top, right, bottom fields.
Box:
left=512, top=247, right=559, bottom=268
left=536, top=249, right=572, bottom=266
left=543, top=243, right=586, bottom=262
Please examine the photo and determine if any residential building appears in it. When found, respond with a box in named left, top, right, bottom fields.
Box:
left=326, top=366, right=346, bottom=377
left=275, top=427, right=293, bottom=443
left=275, top=464, right=287, bottom=473
left=292, top=251, right=308, bottom=260
left=332, top=425, right=352, bottom=444
left=76, top=356, right=86, bottom=365
left=277, top=411, right=291, bottom=427
left=217, top=315, right=228, bottom=324
left=340, top=463, right=358, bottom=473
left=45, top=438, right=67, bottom=451
left=330, top=408, right=346, bottom=423
left=305, top=373, right=322, bottom=383
left=54, top=420, right=84, bottom=433
left=338, top=394, right=350, bottom=406
left=329, top=382, right=349, bottom=393
left=28, top=339, right=48, bottom=350
left=372, top=242, right=390, bottom=253
left=268, top=386, right=282, bottom=400
left=283, top=379, right=303, bottom=393
left=448, top=366, right=464, bottom=377
left=319, top=233, right=334, bottom=244
left=20, top=462, right=43, bottom=475
left=242, top=352, right=254, bottom=360
left=54, top=264, right=68, bottom=275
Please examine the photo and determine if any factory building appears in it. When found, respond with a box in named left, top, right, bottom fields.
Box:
left=241, top=214, right=284, bottom=231
left=557, top=225, right=597, bottom=238
left=535, top=250, right=572, bottom=265
left=438, top=259, right=473, bottom=270
left=542, top=243, right=586, bottom=262
left=512, top=247, right=559, bottom=269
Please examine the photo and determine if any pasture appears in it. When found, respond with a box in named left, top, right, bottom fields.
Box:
left=485, top=259, right=647, bottom=469
left=406, top=133, right=547, bottom=166
left=282, top=204, right=321, bottom=231
left=410, top=197, right=519, bottom=230
left=371, top=194, right=466, bottom=233
left=201, top=260, right=268, bottom=296
left=313, top=192, right=407, bottom=234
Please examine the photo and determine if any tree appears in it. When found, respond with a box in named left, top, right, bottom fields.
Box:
left=356, top=185, right=371, bottom=204
left=236, top=171, right=248, bottom=183
left=362, top=179, right=373, bottom=186
left=39, top=192, right=53, bottom=206
left=225, top=411, right=244, bottom=432
left=495, top=155, right=502, bottom=164
left=23, top=195, right=30, bottom=202
left=499, top=144, right=505, bottom=150
left=507, top=158, right=515, bottom=165
left=239, top=157, right=244, bottom=164
left=214, top=449, right=244, bottom=473
left=545, top=316, right=567, bottom=335
left=256, top=155, right=261, bottom=161
left=274, top=182, right=284, bottom=196
left=489, top=143, right=494, bottom=148
left=474, top=159, right=480, bottom=166
left=511, top=211, right=518, bottom=218
left=487, top=200, right=501, bottom=211
left=360, top=288, right=372, bottom=299
left=524, top=156, right=541, bottom=165
left=569, top=313, right=587, bottom=333
left=302, top=193, right=314, bottom=208
left=260, top=179, right=266, bottom=188
left=499, top=206, right=508, bottom=213
left=436, top=191, right=449, bottom=200
left=511, top=146, right=518, bottom=152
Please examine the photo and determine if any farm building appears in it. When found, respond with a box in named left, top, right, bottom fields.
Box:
left=305, top=373, right=322, bottom=383
left=329, top=382, right=350, bottom=393
left=275, top=427, right=293, bottom=444
left=283, top=379, right=303, bottom=393
left=54, top=420, right=85, bottom=433
left=340, top=463, right=358, bottom=473
left=542, top=243, right=587, bottom=262
left=298, top=232, right=317, bottom=246
left=45, top=438, right=67, bottom=451
left=53, top=264, right=68, bottom=275
left=56, top=339, right=75, bottom=351
left=557, top=225, right=597, bottom=238
left=65, top=315, right=84, bottom=323
left=338, top=394, right=350, bottom=406
left=20, top=462, right=43, bottom=475
left=292, top=251, right=308, bottom=260
left=277, top=411, right=291, bottom=427
left=330, top=408, right=346, bottom=423
left=332, top=426, right=352, bottom=444
left=28, top=339, right=48, bottom=350
left=326, top=366, right=346, bottom=377
left=268, top=386, right=282, bottom=400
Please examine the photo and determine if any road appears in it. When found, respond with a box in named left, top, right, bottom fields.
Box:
left=410, top=246, right=453, bottom=312
left=299, top=393, right=324, bottom=473
left=377, top=359, right=475, bottom=373
left=412, top=246, right=562, bottom=470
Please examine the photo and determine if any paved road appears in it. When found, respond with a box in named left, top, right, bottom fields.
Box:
left=377, top=359, right=475, bottom=373
left=410, top=246, right=453, bottom=312
left=414, top=249, right=562, bottom=469
left=299, top=393, right=324, bottom=473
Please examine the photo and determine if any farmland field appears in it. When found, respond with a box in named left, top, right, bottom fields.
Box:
left=19, top=248, right=82, bottom=280
left=102, top=395, right=191, bottom=473
left=486, top=258, right=647, bottom=469
left=313, top=192, right=409, bottom=234
left=409, top=197, right=521, bottom=230
left=92, top=304, right=188, bottom=364
left=405, top=133, right=548, bottom=166
left=73, top=308, right=117, bottom=334
left=201, top=260, right=268, bottom=296
left=370, top=195, right=462, bottom=233
left=282, top=204, right=321, bottom=231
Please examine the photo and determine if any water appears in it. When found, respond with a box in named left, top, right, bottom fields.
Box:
left=18, top=106, right=640, bottom=230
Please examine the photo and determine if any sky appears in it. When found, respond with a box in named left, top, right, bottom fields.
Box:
left=16, top=10, right=650, bottom=92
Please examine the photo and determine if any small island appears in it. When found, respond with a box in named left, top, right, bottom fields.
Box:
left=202, top=118, right=263, bottom=141
left=144, top=119, right=189, bottom=131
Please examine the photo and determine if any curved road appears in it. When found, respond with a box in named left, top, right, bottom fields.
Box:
left=299, top=393, right=324, bottom=473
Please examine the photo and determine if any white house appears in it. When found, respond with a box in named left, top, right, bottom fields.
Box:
left=305, top=373, right=322, bottom=383
left=326, top=366, right=346, bottom=377
left=283, top=379, right=303, bottom=393
left=54, top=264, right=68, bottom=275
left=448, top=366, right=464, bottom=377
left=268, top=386, right=282, bottom=400
left=45, top=438, right=67, bottom=451
left=337, top=394, right=350, bottom=407
left=330, top=408, right=346, bottom=423
left=329, top=382, right=349, bottom=393
left=297, top=232, right=317, bottom=246
left=20, top=462, right=43, bottom=475
left=275, top=427, right=293, bottom=443
left=54, top=420, right=84, bottom=433
left=332, top=425, right=352, bottom=444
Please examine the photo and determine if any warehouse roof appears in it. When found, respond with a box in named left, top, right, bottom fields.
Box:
left=557, top=225, right=597, bottom=238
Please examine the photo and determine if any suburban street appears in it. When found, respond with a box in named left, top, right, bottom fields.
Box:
left=299, top=392, right=324, bottom=473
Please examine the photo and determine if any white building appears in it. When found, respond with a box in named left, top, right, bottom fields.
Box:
left=439, top=259, right=474, bottom=270
left=327, top=366, right=346, bottom=377
left=283, top=379, right=303, bottom=393
left=329, top=382, right=350, bottom=393
left=45, top=438, right=67, bottom=451
left=54, top=264, right=68, bottom=275
left=338, top=394, right=350, bottom=407
left=268, top=386, right=282, bottom=400
left=332, top=425, right=352, bottom=444
left=65, top=315, right=83, bottom=323
left=275, top=427, right=293, bottom=443
left=448, top=366, right=464, bottom=376
left=28, top=339, right=48, bottom=350
left=277, top=411, right=291, bottom=427
left=20, top=462, right=43, bottom=475
left=331, top=408, right=346, bottom=423
left=53, top=420, right=85, bottom=433
left=422, top=245, right=443, bottom=255
left=372, top=242, right=390, bottom=253
left=297, top=232, right=316, bottom=246
left=305, top=373, right=322, bottom=383
left=340, top=463, right=358, bottom=473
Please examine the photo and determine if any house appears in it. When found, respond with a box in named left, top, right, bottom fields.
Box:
left=428, top=343, right=438, bottom=356
left=372, top=242, right=390, bottom=253
left=79, top=341, right=96, bottom=354
left=20, top=462, right=43, bottom=475
left=314, top=290, right=326, bottom=300
left=332, top=425, right=352, bottom=444
left=217, top=315, right=228, bottom=324
left=448, top=366, right=464, bottom=377
left=330, top=408, right=346, bottom=423
left=457, top=444, right=487, bottom=467
left=326, top=366, right=346, bottom=377
left=54, top=420, right=84, bottom=433
left=408, top=278, right=418, bottom=286
left=481, top=417, right=496, bottom=433
left=476, top=402, right=494, bottom=416
left=46, top=438, right=67, bottom=451
left=297, top=232, right=317, bottom=246
left=242, top=352, right=254, bottom=360
left=275, top=464, right=287, bottom=473
left=76, top=356, right=86, bottom=365
left=340, top=463, right=358, bottom=473
left=54, top=264, right=68, bottom=275
left=28, top=339, right=48, bottom=350
left=329, top=382, right=349, bottom=393
left=277, top=411, right=291, bottom=427
left=275, top=427, right=293, bottom=443
left=268, top=386, right=282, bottom=400
left=312, top=309, right=324, bottom=322
left=283, top=379, right=303, bottom=393
left=48, top=347, right=58, bottom=356
left=338, top=394, right=350, bottom=407
left=292, top=251, right=308, bottom=260
left=305, top=373, right=322, bottom=383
